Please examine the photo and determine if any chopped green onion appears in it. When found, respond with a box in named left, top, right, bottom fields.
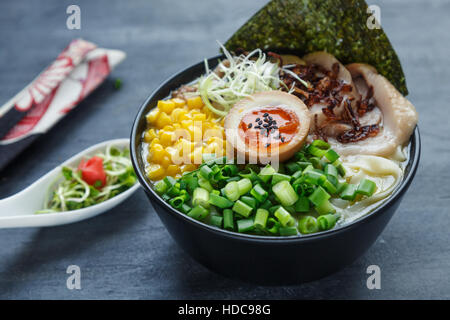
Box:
left=169, top=193, right=189, bottom=209
left=237, top=178, right=252, bottom=196
left=208, top=193, right=233, bottom=208
left=336, top=182, right=348, bottom=194
left=254, top=208, right=269, bottom=229
left=199, top=165, right=213, bottom=180
left=292, top=170, right=303, bottom=180
left=250, top=184, right=268, bottom=203
left=226, top=176, right=241, bottom=183
left=223, top=209, right=234, bottom=230
left=279, top=226, right=298, bottom=236
left=271, top=172, right=291, bottom=185
left=324, top=149, right=340, bottom=163
left=311, top=139, right=330, bottom=149
left=224, top=181, right=240, bottom=201
left=340, top=184, right=357, bottom=201
left=324, top=164, right=338, bottom=178
left=232, top=200, right=253, bottom=217
left=167, top=183, right=181, bottom=197
left=240, top=196, right=257, bottom=209
left=315, top=199, right=336, bottom=215
left=308, top=186, right=330, bottom=207
left=181, top=174, right=199, bottom=193
left=326, top=174, right=338, bottom=187
left=269, top=204, right=281, bottom=215
left=260, top=199, right=273, bottom=210
left=294, top=196, right=310, bottom=212
left=239, top=168, right=259, bottom=182
left=237, top=218, right=254, bottom=233
left=308, top=145, right=327, bottom=158
left=180, top=203, right=192, bottom=214
left=258, top=164, right=276, bottom=183
left=274, top=206, right=293, bottom=227
left=297, top=161, right=312, bottom=169
left=164, top=176, right=177, bottom=188
left=198, top=175, right=213, bottom=192
left=298, top=216, right=319, bottom=234
left=210, top=215, right=223, bottom=228
left=154, top=180, right=168, bottom=195
left=357, top=179, right=377, bottom=196
left=266, top=217, right=280, bottom=235
left=193, top=187, right=210, bottom=208
left=317, top=214, right=340, bottom=231
left=285, top=162, right=301, bottom=174
left=321, top=179, right=337, bottom=195
left=188, top=205, right=209, bottom=220
left=303, top=170, right=326, bottom=185
left=333, top=159, right=346, bottom=176
left=272, top=180, right=299, bottom=207
left=222, top=164, right=238, bottom=177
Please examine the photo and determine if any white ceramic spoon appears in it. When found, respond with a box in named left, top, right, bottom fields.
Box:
left=0, top=138, right=140, bottom=228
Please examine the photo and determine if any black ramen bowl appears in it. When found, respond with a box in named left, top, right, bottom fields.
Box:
left=130, top=55, right=421, bottom=285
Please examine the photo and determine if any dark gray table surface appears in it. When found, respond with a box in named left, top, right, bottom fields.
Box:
left=0, top=0, right=449, bottom=299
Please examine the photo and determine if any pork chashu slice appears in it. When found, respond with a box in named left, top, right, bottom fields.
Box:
left=328, top=63, right=418, bottom=157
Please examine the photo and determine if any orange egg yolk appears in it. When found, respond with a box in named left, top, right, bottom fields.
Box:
left=238, top=106, right=299, bottom=151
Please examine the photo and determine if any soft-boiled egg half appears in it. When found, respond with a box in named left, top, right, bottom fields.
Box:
left=224, top=91, right=311, bottom=163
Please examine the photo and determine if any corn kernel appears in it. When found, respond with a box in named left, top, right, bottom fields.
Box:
left=147, top=164, right=165, bottom=180
left=166, top=165, right=180, bottom=177
left=187, top=96, right=204, bottom=109
left=158, top=100, right=175, bottom=114
left=156, top=112, right=172, bottom=129
left=162, top=125, right=174, bottom=131
left=161, top=156, right=171, bottom=168
left=171, top=108, right=185, bottom=122
left=181, top=119, right=193, bottom=130
left=149, top=144, right=166, bottom=162
left=146, top=108, right=160, bottom=124
left=179, top=112, right=192, bottom=121
left=160, top=131, right=174, bottom=147
left=149, top=137, right=161, bottom=148
left=192, top=113, right=206, bottom=122
left=144, top=129, right=157, bottom=143
left=173, top=98, right=185, bottom=108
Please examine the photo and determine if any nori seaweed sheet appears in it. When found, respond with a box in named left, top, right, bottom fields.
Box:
left=225, top=0, right=408, bottom=95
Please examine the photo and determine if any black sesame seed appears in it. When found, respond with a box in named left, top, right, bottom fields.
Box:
left=273, top=126, right=278, bottom=129
left=265, top=143, right=271, bottom=148
left=281, top=137, right=285, bottom=142
left=255, top=125, right=261, bottom=129
left=263, top=113, right=269, bottom=117
left=268, top=116, right=273, bottom=120
left=248, top=123, right=252, bottom=129
left=255, top=118, right=260, bottom=122
left=258, top=121, right=263, bottom=125
left=263, top=123, right=269, bottom=128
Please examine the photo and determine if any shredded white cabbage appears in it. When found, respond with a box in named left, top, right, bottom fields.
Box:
left=196, top=42, right=288, bottom=117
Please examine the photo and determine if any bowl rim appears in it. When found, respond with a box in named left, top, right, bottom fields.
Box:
left=130, top=55, right=421, bottom=244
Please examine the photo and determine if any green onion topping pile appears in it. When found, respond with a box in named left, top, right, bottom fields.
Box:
left=154, top=140, right=377, bottom=236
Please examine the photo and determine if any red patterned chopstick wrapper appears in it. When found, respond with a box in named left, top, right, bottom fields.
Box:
left=0, top=39, right=126, bottom=170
